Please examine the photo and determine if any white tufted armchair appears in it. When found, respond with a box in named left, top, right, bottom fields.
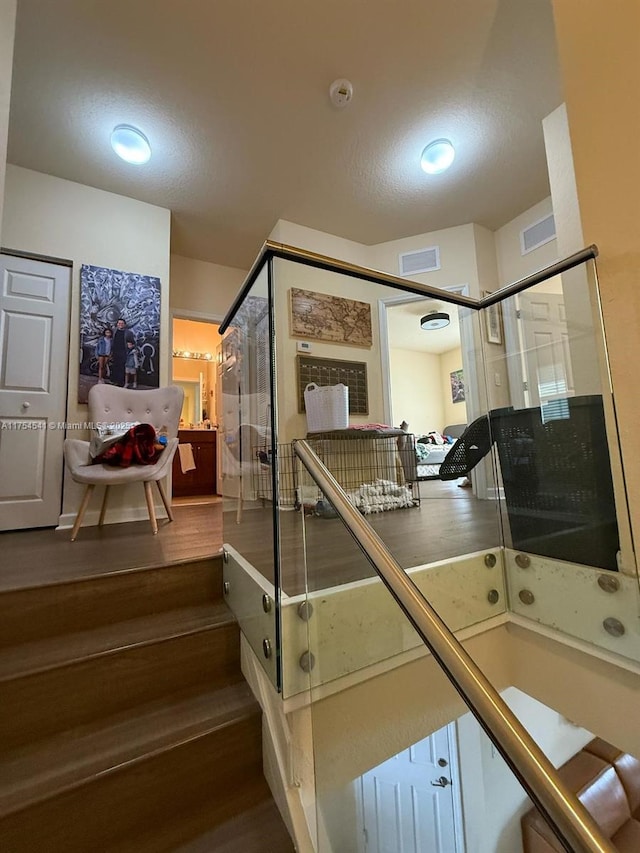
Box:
left=64, top=384, right=184, bottom=540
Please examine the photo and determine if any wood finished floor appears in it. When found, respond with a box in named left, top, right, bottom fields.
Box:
left=226, top=479, right=509, bottom=596
left=1, top=481, right=507, bottom=597
left=0, top=505, right=223, bottom=591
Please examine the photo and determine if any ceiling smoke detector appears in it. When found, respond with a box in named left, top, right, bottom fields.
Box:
left=329, top=79, right=353, bottom=108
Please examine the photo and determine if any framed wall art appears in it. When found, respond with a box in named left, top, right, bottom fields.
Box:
left=78, top=264, right=161, bottom=403
left=483, top=291, right=503, bottom=345
left=450, top=369, right=465, bottom=404
left=290, top=287, right=373, bottom=347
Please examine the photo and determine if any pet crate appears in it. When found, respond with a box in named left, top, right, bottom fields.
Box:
left=253, top=432, right=420, bottom=514
left=440, top=395, right=620, bottom=570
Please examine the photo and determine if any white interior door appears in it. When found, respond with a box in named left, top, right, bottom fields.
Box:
left=518, top=292, right=573, bottom=412
left=359, top=724, right=464, bottom=853
left=0, top=254, right=71, bottom=530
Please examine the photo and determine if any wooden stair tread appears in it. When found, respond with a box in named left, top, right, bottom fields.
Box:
left=0, top=551, right=222, bottom=594
left=112, top=785, right=295, bottom=853
left=173, top=798, right=296, bottom=852
left=0, top=682, right=259, bottom=818
left=0, top=602, right=235, bottom=681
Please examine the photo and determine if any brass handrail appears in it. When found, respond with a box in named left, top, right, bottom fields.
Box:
left=293, top=438, right=615, bottom=853
left=219, top=240, right=598, bottom=333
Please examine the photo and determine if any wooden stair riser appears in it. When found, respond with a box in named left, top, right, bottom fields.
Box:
left=0, top=558, right=223, bottom=648
left=0, top=715, right=265, bottom=852
left=0, top=625, right=240, bottom=752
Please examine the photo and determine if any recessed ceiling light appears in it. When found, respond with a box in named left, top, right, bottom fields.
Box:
left=421, top=311, right=450, bottom=330
left=110, top=124, right=151, bottom=165
left=420, top=139, right=455, bottom=175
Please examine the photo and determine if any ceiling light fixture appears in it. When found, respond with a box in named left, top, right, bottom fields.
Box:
left=110, top=124, right=152, bottom=165
left=420, top=310, right=450, bottom=330
left=420, top=139, right=455, bottom=175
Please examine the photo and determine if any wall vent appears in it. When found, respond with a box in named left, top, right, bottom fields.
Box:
left=520, top=214, right=556, bottom=255
left=399, top=246, right=441, bottom=276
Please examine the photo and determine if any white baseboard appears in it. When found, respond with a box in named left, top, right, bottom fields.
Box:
left=57, top=504, right=168, bottom=530
left=486, top=487, right=505, bottom=501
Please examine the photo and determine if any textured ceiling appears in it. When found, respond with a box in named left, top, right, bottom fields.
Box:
left=7, top=0, right=562, bottom=269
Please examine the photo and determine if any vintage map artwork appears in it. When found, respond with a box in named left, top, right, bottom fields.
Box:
left=290, top=288, right=373, bottom=347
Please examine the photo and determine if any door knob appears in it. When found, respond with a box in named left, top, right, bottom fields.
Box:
left=431, top=776, right=452, bottom=788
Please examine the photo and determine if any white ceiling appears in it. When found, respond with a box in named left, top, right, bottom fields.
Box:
left=387, top=299, right=461, bottom=356
left=7, top=0, right=562, bottom=270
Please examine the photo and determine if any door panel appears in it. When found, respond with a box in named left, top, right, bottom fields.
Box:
left=0, top=254, right=71, bottom=530
left=360, top=725, right=462, bottom=853
left=3, top=311, right=52, bottom=389
left=519, top=292, right=572, bottom=410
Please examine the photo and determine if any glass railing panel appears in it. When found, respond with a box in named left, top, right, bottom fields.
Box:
left=298, top=474, right=616, bottom=852
left=270, top=255, right=504, bottom=581
left=280, top=458, right=505, bottom=701
left=480, top=257, right=639, bottom=663
left=220, top=262, right=280, bottom=687
left=311, top=683, right=613, bottom=853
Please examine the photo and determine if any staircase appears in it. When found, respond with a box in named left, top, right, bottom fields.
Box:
left=0, top=554, right=295, bottom=851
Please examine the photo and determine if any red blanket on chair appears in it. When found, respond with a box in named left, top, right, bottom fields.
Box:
left=94, top=424, right=164, bottom=467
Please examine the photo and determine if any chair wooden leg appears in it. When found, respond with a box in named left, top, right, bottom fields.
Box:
left=155, top=478, right=174, bottom=522
left=98, top=486, right=110, bottom=526
left=144, top=481, right=158, bottom=535
left=70, top=484, right=95, bottom=541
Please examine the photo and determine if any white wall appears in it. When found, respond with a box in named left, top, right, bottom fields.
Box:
left=368, top=223, right=481, bottom=296
left=457, top=687, right=593, bottom=853
left=170, top=253, right=246, bottom=319
left=273, top=258, right=394, bottom=442
left=494, top=197, right=558, bottom=288
left=2, top=165, right=171, bottom=524
left=0, top=0, right=16, bottom=237
left=389, top=348, right=442, bottom=434
left=543, top=104, right=601, bottom=399
left=440, top=347, right=467, bottom=426
left=270, top=219, right=368, bottom=266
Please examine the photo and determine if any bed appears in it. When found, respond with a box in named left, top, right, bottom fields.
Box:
left=415, top=423, right=466, bottom=480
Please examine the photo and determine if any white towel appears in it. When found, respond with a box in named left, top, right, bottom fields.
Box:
left=178, top=443, right=196, bottom=473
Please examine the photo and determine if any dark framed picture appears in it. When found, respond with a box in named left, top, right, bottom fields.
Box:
left=78, top=264, right=161, bottom=403
left=483, top=291, right=503, bottom=345
left=450, top=369, right=465, bottom=404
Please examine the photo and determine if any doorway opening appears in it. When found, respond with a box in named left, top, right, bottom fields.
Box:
left=356, top=722, right=465, bottom=852
left=171, top=317, right=221, bottom=505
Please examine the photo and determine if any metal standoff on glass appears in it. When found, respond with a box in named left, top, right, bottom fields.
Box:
left=299, top=650, right=315, bottom=672
left=297, top=601, right=313, bottom=621
left=515, top=553, right=531, bottom=569
left=223, top=581, right=230, bottom=596
left=222, top=549, right=229, bottom=563
left=262, top=594, right=272, bottom=613
left=597, top=575, right=620, bottom=594
left=487, top=589, right=500, bottom=604
left=262, top=638, right=272, bottom=659
left=519, top=589, right=535, bottom=605
left=484, top=553, right=497, bottom=568
left=603, top=617, right=625, bottom=638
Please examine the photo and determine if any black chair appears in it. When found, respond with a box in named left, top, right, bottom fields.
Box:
left=439, top=396, right=620, bottom=571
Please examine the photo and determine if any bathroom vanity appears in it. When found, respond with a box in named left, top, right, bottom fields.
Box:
left=172, top=429, right=218, bottom=497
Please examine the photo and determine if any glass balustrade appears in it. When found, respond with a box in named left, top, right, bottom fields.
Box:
left=219, top=243, right=635, bottom=852
left=220, top=245, right=636, bottom=691
left=478, top=258, right=638, bottom=665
